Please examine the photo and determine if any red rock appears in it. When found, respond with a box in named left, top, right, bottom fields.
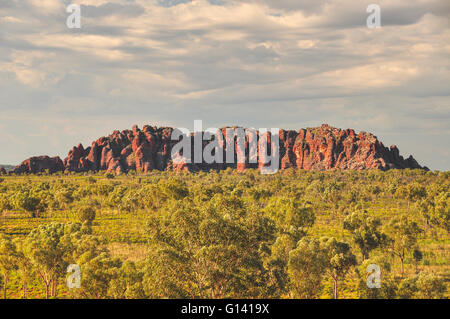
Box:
left=64, top=143, right=87, bottom=171
left=13, top=124, right=427, bottom=174
left=13, top=156, right=64, bottom=174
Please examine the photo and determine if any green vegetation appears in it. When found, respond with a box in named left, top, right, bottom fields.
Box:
left=0, top=169, right=448, bottom=299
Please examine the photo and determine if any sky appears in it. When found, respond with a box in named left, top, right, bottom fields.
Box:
left=0, top=0, right=449, bottom=170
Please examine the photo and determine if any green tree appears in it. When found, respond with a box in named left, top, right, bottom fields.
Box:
left=431, top=192, right=449, bottom=232
left=406, top=183, right=427, bottom=202
left=77, top=252, right=121, bottom=299
left=12, top=191, right=41, bottom=218
left=24, top=223, right=67, bottom=298
left=77, top=206, right=96, bottom=225
left=0, top=234, right=19, bottom=299
left=320, top=237, right=357, bottom=299
left=159, top=179, right=189, bottom=200
left=412, top=249, right=423, bottom=273
left=415, top=272, right=446, bottom=299
left=107, top=186, right=127, bottom=217
left=16, top=240, right=35, bottom=299
left=0, top=194, right=11, bottom=217
left=264, top=197, right=315, bottom=242
left=265, top=234, right=297, bottom=297
left=356, top=256, right=397, bottom=299
left=343, top=210, right=386, bottom=260
left=54, top=188, right=74, bottom=211
left=384, top=216, right=422, bottom=277
left=288, top=237, right=327, bottom=299
left=145, top=195, right=276, bottom=298
left=397, top=272, right=446, bottom=299
left=108, top=261, right=145, bottom=299
left=23, top=222, right=96, bottom=298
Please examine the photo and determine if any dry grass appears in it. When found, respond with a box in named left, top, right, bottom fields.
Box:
left=107, top=242, right=149, bottom=262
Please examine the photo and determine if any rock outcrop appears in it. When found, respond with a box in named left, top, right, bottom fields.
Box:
left=12, top=124, right=427, bottom=174
left=13, top=156, right=64, bottom=174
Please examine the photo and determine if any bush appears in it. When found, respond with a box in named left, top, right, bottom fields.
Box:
left=398, top=272, right=446, bottom=299
left=78, top=206, right=96, bottom=224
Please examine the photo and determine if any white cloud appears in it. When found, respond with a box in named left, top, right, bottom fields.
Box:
left=0, top=0, right=448, bottom=169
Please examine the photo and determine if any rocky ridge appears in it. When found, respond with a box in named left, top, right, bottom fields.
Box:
left=12, top=124, right=427, bottom=174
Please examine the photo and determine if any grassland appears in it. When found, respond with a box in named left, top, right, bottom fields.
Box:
left=0, top=169, right=448, bottom=299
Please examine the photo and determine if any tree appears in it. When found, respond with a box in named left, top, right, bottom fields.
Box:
left=384, top=215, right=422, bottom=277
left=265, top=234, right=297, bottom=297
left=144, top=195, right=276, bottom=298
left=23, top=222, right=97, bottom=298
left=356, top=256, right=397, bottom=299
left=108, top=261, right=145, bottom=299
left=415, top=272, right=446, bottom=299
left=24, top=223, right=68, bottom=298
left=54, top=188, right=74, bottom=211
left=12, top=191, right=40, bottom=218
left=343, top=210, right=386, bottom=260
left=14, top=239, right=34, bottom=299
left=397, top=275, right=418, bottom=299
left=107, top=186, right=127, bottom=217
left=406, top=183, right=427, bottom=202
left=77, top=252, right=121, bottom=299
left=0, top=234, right=19, bottom=299
left=77, top=206, right=96, bottom=225
left=158, top=178, right=189, bottom=200
left=288, top=237, right=327, bottom=299
left=416, top=193, right=449, bottom=233
left=430, top=192, right=449, bottom=232
left=264, top=197, right=315, bottom=242
left=0, top=194, right=11, bottom=218
left=395, top=183, right=426, bottom=207
left=398, top=272, right=446, bottom=299
left=413, top=249, right=423, bottom=273
left=320, top=237, right=357, bottom=299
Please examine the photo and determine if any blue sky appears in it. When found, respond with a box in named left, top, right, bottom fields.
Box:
left=0, top=0, right=449, bottom=170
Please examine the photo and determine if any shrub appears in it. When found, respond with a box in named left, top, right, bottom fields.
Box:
left=78, top=206, right=96, bottom=224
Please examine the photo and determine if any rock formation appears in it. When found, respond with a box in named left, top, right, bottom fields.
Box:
left=12, top=124, right=427, bottom=174
left=13, top=156, right=64, bottom=174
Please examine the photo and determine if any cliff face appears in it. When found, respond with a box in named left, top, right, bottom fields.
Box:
left=12, top=124, right=426, bottom=174
left=279, top=125, right=423, bottom=171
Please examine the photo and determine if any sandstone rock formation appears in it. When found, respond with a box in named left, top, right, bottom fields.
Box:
left=13, top=156, right=64, bottom=174
left=13, top=124, right=427, bottom=174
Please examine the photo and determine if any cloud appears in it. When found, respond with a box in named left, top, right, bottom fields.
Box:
left=81, top=2, right=146, bottom=18
left=0, top=0, right=448, bottom=170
